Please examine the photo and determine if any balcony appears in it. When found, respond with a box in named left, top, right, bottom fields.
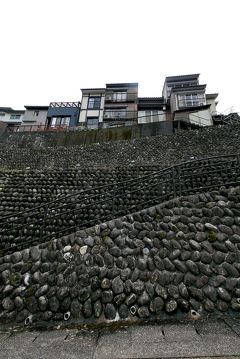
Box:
left=105, top=92, right=137, bottom=103
left=178, top=97, right=206, bottom=109
left=103, top=110, right=137, bottom=121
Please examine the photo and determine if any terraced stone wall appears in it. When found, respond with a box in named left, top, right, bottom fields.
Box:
left=1, top=187, right=240, bottom=327
left=1, top=123, right=240, bottom=170
left=1, top=155, right=239, bottom=253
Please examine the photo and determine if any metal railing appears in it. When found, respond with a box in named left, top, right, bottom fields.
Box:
left=7, top=124, right=69, bottom=133
left=0, top=154, right=239, bottom=255
left=49, top=102, right=81, bottom=108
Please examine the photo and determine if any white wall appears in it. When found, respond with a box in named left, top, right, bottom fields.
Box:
left=206, top=97, right=217, bottom=114
left=79, top=93, right=105, bottom=124
left=189, top=109, right=212, bottom=126
left=0, top=112, right=23, bottom=124
left=22, top=109, right=48, bottom=126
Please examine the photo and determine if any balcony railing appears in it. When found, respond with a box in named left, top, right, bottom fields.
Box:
left=7, top=124, right=69, bottom=133
left=49, top=102, right=80, bottom=108
left=103, top=110, right=137, bottom=121
left=105, top=93, right=137, bottom=103
left=178, top=98, right=206, bottom=109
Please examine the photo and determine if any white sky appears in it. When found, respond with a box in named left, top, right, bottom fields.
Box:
left=1, top=0, right=239, bottom=113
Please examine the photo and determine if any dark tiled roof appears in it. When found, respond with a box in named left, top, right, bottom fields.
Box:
left=81, top=88, right=105, bottom=91
left=171, top=84, right=206, bottom=92
left=25, top=105, right=49, bottom=110
left=174, top=104, right=211, bottom=113
left=206, top=93, right=218, bottom=99
left=106, top=83, right=138, bottom=88
left=165, top=74, right=200, bottom=82
left=138, top=97, right=164, bottom=102
left=0, top=107, right=24, bottom=114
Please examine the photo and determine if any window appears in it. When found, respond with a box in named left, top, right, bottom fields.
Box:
left=104, top=109, right=127, bottom=119
left=51, top=117, right=70, bottom=127
left=33, top=111, right=39, bottom=117
left=87, top=117, right=98, bottom=129
left=88, top=97, right=101, bottom=109
left=10, top=114, right=21, bottom=120
left=113, top=92, right=127, bottom=102
left=178, top=93, right=205, bottom=108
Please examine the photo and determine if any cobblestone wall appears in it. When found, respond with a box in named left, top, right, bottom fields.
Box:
left=0, top=124, right=240, bottom=170
left=1, top=187, right=240, bottom=327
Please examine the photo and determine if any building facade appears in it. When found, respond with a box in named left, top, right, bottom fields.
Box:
left=79, top=89, right=105, bottom=129
left=79, top=83, right=139, bottom=129
left=1, top=74, right=219, bottom=132
left=22, top=105, right=48, bottom=130
left=0, top=107, right=25, bottom=129
left=46, top=102, right=81, bottom=128
left=162, top=74, right=217, bottom=129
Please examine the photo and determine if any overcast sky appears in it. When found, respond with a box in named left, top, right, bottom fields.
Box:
left=1, top=0, right=239, bottom=113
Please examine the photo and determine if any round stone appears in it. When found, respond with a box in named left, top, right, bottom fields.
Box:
left=104, top=303, right=116, bottom=320
left=165, top=299, right=177, bottom=313
left=137, top=306, right=150, bottom=318
left=112, top=276, right=124, bottom=294
left=119, top=304, right=129, bottom=319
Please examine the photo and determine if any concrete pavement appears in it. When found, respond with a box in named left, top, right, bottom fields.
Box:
left=0, top=318, right=240, bottom=359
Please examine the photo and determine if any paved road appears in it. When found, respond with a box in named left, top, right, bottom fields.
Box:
left=0, top=318, right=240, bottom=359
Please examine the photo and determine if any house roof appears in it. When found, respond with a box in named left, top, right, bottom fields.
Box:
left=174, top=104, right=211, bottom=113
left=0, top=107, right=24, bottom=114
left=171, top=84, right=206, bottom=93
left=24, top=105, right=49, bottom=110
left=138, top=97, right=167, bottom=110
left=106, top=83, right=138, bottom=89
left=81, top=88, right=105, bottom=92
left=206, top=93, right=218, bottom=99
left=138, top=97, right=164, bottom=101
left=165, top=74, right=200, bottom=82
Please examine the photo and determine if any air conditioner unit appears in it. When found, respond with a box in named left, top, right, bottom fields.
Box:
left=106, top=95, right=112, bottom=101
left=104, top=113, right=110, bottom=118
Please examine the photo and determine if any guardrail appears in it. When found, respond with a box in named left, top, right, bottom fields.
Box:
left=7, top=124, right=69, bottom=133
left=0, top=154, right=239, bottom=254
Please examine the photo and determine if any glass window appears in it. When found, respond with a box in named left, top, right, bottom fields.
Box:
left=87, top=117, right=98, bottom=129
left=88, top=97, right=101, bottom=109
left=105, top=109, right=127, bottom=119
left=113, top=92, right=127, bottom=102
left=51, top=117, right=70, bottom=127
left=33, top=111, right=39, bottom=116
left=10, top=114, right=21, bottom=119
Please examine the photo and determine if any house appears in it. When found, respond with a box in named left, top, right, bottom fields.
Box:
left=138, top=97, right=170, bottom=124
left=103, top=83, right=138, bottom=128
left=22, top=105, right=48, bottom=130
left=78, top=89, right=105, bottom=129
left=46, top=102, right=81, bottom=128
left=79, top=83, right=138, bottom=129
left=0, top=107, right=25, bottom=129
left=162, top=74, right=218, bottom=129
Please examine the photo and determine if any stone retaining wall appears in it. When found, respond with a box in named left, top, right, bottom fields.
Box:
left=0, top=123, right=240, bottom=170
left=1, top=187, right=240, bottom=327
left=1, top=155, right=239, bottom=253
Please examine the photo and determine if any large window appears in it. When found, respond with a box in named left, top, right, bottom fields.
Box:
left=104, top=109, right=127, bottom=119
left=178, top=93, right=205, bottom=108
left=51, top=117, right=70, bottom=127
left=10, top=114, right=21, bottom=120
left=138, top=110, right=165, bottom=124
left=88, top=97, right=101, bottom=109
left=87, top=117, right=98, bottom=129
left=112, top=92, right=127, bottom=102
